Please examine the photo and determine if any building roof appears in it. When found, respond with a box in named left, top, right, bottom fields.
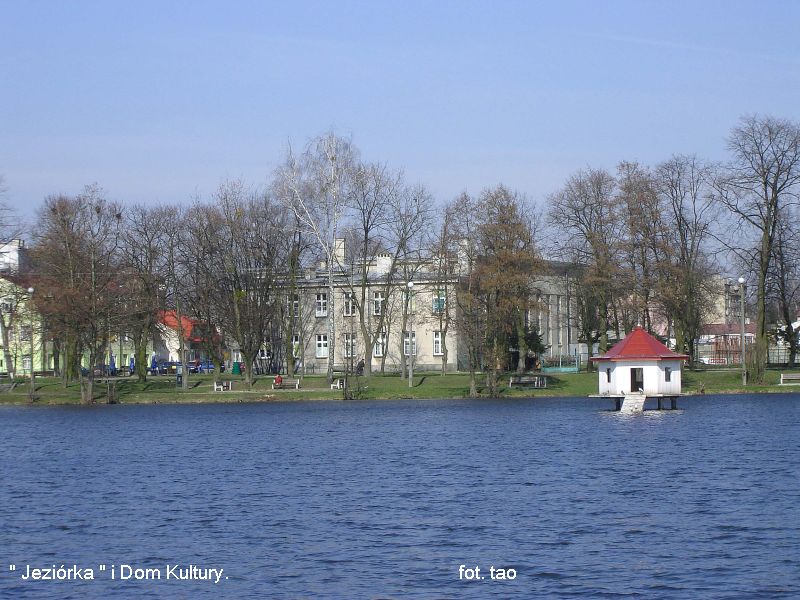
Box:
left=158, top=310, right=211, bottom=343
left=700, top=322, right=757, bottom=336
left=591, top=327, right=689, bottom=362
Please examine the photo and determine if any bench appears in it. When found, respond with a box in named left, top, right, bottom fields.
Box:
left=272, top=378, right=300, bottom=390
left=509, top=374, right=548, bottom=388
left=214, top=381, right=233, bottom=392
left=331, top=378, right=344, bottom=390
left=780, top=373, right=800, bottom=385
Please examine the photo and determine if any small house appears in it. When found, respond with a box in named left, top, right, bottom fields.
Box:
left=591, top=327, right=688, bottom=396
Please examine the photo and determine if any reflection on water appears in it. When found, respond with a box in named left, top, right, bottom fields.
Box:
left=1, top=394, right=799, bottom=598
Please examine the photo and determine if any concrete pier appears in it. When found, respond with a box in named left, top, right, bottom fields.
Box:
left=593, top=394, right=680, bottom=413
left=620, top=393, right=646, bottom=414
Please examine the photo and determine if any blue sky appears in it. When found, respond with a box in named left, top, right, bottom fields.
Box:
left=2, top=1, right=799, bottom=218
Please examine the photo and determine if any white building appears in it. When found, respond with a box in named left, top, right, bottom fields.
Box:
left=0, top=240, right=30, bottom=275
left=592, top=327, right=688, bottom=396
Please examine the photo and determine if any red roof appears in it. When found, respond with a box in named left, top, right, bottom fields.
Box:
left=158, top=310, right=203, bottom=342
left=590, top=327, right=689, bottom=362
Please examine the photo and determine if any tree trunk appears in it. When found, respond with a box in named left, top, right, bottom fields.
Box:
left=754, top=243, right=769, bottom=383
left=0, top=315, right=16, bottom=379
left=599, top=299, right=609, bottom=353
left=516, top=316, right=527, bottom=374
left=243, top=350, right=255, bottom=389
left=135, top=329, right=149, bottom=382
left=359, top=321, right=373, bottom=378
left=52, top=338, right=61, bottom=378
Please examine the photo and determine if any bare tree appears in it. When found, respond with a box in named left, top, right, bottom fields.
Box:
left=276, top=133, right=356, bottom=383
left=212, top=181, right=283, bottom=389
left=474, top=185, right=542, bottom=395
left=715, top=115, right=800, bottom=382
left=654, top=155, right=719, bottom=362
left=548, top=168, right=622, bottom=355
left=120, top=205, right=173, bottom=382
left=427, top=204, right=458, bottom=375
left=769, top=206, right=800, bottom=366
left=33, top=186, right=123, bottom=403
left=448, top=192, right=483, bottom=396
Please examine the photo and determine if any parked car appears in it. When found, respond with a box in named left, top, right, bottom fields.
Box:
left=148, top=360, right=180, bottom=375
left=189, top=360, right=224, bottom=374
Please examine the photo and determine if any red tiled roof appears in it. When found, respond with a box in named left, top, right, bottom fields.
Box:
left=158, top=310, right=200, bottom=342
left=590, top=326, right=689, bottom=362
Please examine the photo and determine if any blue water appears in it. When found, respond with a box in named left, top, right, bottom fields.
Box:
left=1, top=395, right=799, bottom=599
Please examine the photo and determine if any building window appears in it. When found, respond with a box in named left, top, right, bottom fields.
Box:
left=19, top=325, right=32, bottom=342
left=373, top=331, right=387, bottom=357
left=315, top=293, right=328, bottom=317
left=292, top=334, right=301, bottom=358
left=373, top=292, right=385, bottom=316
left=316, top=334, right=328, bottom=358
left=403, top=331, right=416, bottom=356
left=606, top=368, right=611, bottom=383
left=343, top=292, right=355, bottom=316
left=22, top=356, right=32, bottom=371
left=433, top=331, right=443, bottom=356
left=343, top=333, right=356, bottom=358
left=288, top=294, right=299, bottom=318
left=405, top=288, right=415, bottom=312
left=372, top=292, right=386, bottom=317
left=665, top=367, right=672, bottom=382
left=432, top=292, right=446, bottom=314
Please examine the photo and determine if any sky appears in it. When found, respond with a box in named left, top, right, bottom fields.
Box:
left=2, top=0, right=800, bottom=221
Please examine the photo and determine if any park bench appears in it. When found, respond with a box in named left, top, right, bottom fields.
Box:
left=331, top=378, right=345, bottom=390
left=509, top=374, right=548, bottom=389
left=213, top=380, right=233, bottom=392
left=272, top=378, right=300, bottom=390
left=780, top=373, right=800, bottom=385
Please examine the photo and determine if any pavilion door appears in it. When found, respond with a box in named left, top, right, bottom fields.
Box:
left=630, top=368, right=644, bottom=392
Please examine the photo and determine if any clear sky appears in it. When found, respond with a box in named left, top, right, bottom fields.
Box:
left=2, top=0, right=799, bottom=219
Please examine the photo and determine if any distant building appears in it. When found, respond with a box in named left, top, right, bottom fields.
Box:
left=0, top=240, right=31, bottom=275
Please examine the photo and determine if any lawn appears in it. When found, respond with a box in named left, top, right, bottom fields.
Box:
left=0, top=367, right=796, bottom=405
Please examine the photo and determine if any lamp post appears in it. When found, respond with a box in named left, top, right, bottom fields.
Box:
left=27, top=286, right=35, bottom=398
left=738, top=276, right=747, bottom=385
left=407, top=281, right=414, bottom=388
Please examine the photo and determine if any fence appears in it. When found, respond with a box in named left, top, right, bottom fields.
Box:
left=540, top=354, right=581, bottom=373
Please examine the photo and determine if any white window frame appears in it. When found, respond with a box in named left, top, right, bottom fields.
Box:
left=373, top=291, right=385, bottom=316
left=343, top=332, right=356, bottom=358
left=403, top=331, right=417, bottom=356
left=315, top=293, right=328, bottom=318
left=22, top=355, right=32, bottom=371
left=316, top=334, right=329, bottom=359
left=343, top=292, right=355, bottom=317
left=292, top=334, right=301, bottom=358
left=373, top=331, right=387, bottom=357
left=433, top=331, right=443, bottom=356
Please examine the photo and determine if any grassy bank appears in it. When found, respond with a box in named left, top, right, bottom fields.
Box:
left=0, top=367, right=797, bottom=405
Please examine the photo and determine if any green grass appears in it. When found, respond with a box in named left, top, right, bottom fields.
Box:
left=1, top=367, right=797, bottom=405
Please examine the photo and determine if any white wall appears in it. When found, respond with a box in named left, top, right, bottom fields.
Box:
left=596, top=359, right=683, bottom=395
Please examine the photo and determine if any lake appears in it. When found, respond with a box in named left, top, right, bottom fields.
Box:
left=1, top=394, right=799, bottom=598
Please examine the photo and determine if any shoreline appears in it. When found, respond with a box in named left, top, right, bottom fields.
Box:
left=1, top=370, right=797, bottom=406
left=2, top=386, right=798, bottom=407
